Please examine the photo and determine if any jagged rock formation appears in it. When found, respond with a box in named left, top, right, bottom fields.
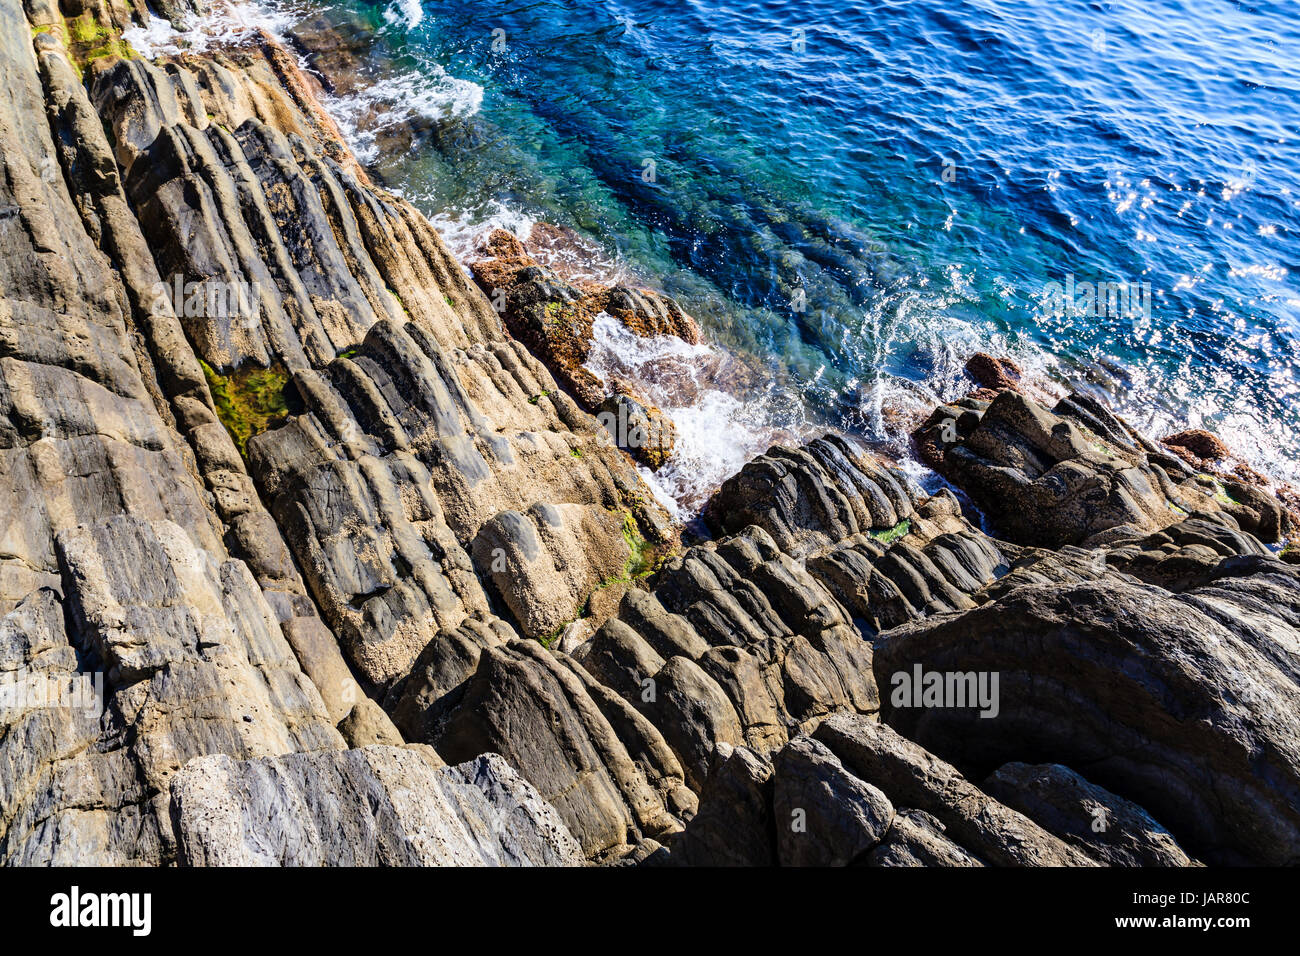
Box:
left=571, top=523, right=880, bottom=782
left=668, top=716, right=1092, bottom=866
left=1, top=1, right=349, bottom=863
left=4, top=0, right=1300, bottom=870
left=914, top=389, right=1293, bottom=546
left=434, top=639, right=696, bottom=861
left=704, top=435, right=923, bottom=555
left=2, top=0, right=676, bottom=864
left=876, top=559, right=1300, bottom=865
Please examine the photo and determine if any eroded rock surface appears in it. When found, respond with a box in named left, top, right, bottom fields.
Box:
left=171, top=748, right=583, bottom=866
left=4, top=0, right=1299, bottom=872
left=914, top=389, right=1292, bottom=546
left=983, top=762, right=1192, bottom=867
left=875, top=566, right=1300, bottom=865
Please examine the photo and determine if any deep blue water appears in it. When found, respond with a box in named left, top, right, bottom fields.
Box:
left=214, top=0, right=1300, bottom=499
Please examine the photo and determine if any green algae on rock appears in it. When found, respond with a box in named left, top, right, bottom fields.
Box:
left=200, top=360, right=293, bottom=457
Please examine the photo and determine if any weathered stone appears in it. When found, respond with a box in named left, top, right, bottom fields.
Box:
left=913, top=390, right=1286, bottom=546
left=705, top=435, right=919, bottom=557
left=171, top=749, right=583, bottom=866
left=875, top=571, right=1300, bottom=865
left=338, top=698, right=404, bottom=748
left=470, top=503, right=631, bottom=641
left=620, top=524, right=879, bottom=755
left=1161, top=429, right=1230, bottom=463
left=965, top=352, right=1022, bottom=393
left=983, top=762, right=1192, bottom=867
left=666, top=743, right=776, bottom=866
left=433, top=640, right=689, bottom=860
left=5, top=0, right=1297, bottom=873
left=772, top=736, right=894, bottom=866
left=595, top=384, right=677, bottom=470
left=865, top=809, right=984, bottom=867
left=813, top=714, right=1096, bottom=866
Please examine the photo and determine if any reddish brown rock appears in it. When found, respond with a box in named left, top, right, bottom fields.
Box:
left=965, top=352, right=1022, bottom=393
left=1161, top=428, right=1231, bottom=463
left=468, top=228, right=702, bottom=412
left=1164, top=431, right=1232, bottom=465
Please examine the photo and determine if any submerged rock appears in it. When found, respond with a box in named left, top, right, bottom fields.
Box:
left=596, top=383, right=677, bottom=470
left=964, top=351, right=1023, bottom=393
left=1161, top=428, right=1231, bottom=463
left=468, top=227, right=699, bottom=421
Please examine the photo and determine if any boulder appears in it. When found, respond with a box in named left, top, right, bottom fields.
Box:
left=665, top=744, right=776, bottom=866
left=338, top=699, right=405, bottom=747
left=1162, top=429, right=1231, bottom=463
left=964, top=352, right=1022, bottom=393
left=595, top=384, right=677, bottom=470
left=772, top=736, right=894, bottom=866
left=470, top=503, right=632, bottom=641
left=875, top=571, right=1300, bottom=864
left=864, top=810, right=984, bottom=867
left=433, top=640, right=692, bottom=861
left=912, top=389, right=1269, bottom=546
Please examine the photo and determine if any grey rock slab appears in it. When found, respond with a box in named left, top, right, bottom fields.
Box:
left=170, top=748, right=582, bottom=866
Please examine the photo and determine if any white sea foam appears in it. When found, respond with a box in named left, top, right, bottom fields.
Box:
left=428, top=203, right=537, bottom=262
left=122, top=2, right=296, bottom=58
left=825, top=272, right=1063, bottom=461
left=583, top=314, right=807, bottom=516
left=323, top=69, right=484, bottom=164
left=120, top=15, right=184, bottom=57
left=642, top=389, right=793, bottom=521
left=382, top=0, right=425, bottom=30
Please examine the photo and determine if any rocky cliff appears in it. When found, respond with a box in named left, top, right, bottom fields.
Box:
left=2, top=0, right=1298, bottom=867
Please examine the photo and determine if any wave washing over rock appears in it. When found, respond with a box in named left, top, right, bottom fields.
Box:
left=0, top=0, right=1299, bottom=880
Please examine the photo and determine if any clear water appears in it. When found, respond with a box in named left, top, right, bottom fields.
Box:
left=156, top=0, right=1300, bottom=507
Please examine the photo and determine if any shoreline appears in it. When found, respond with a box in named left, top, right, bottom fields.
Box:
left=148, top=0, right=1299, bottom=519
left=1, top=0, right=1298, bottom=870
left=251, top=0, right=1300, bottom=519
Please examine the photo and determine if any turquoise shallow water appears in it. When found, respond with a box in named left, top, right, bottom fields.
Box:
left=137, top=0, right=1300, bottom=503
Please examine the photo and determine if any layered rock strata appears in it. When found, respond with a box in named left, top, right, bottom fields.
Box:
left=2, top=0, right=1298, bottom=870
